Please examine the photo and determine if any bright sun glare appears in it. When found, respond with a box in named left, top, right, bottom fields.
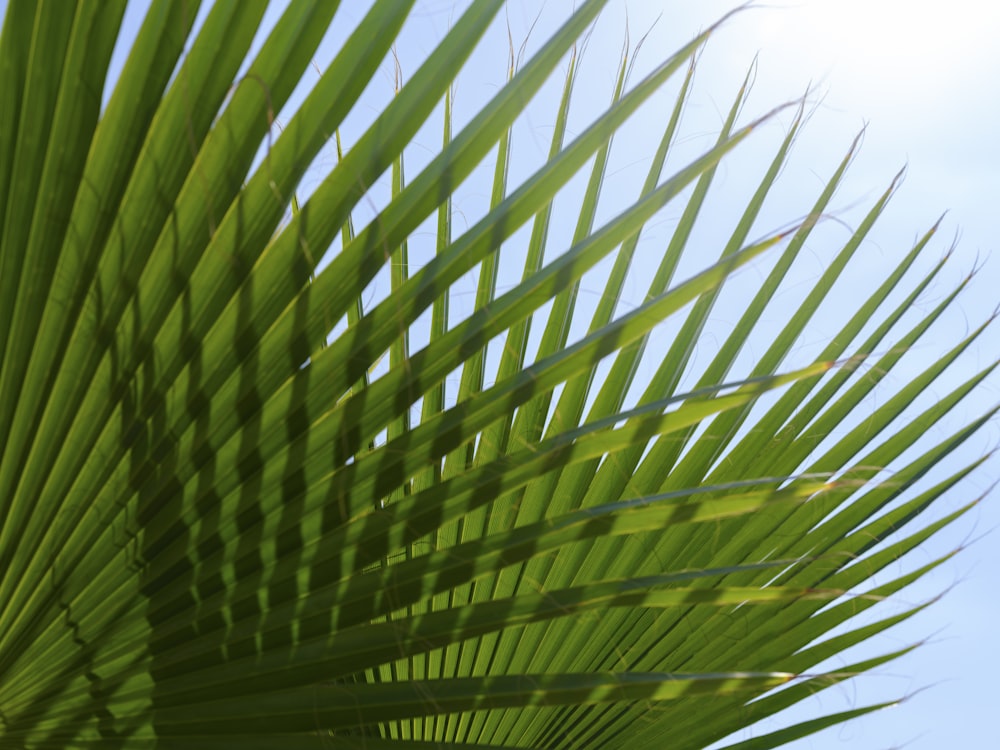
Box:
left=756, top=0, right=996, bottom=98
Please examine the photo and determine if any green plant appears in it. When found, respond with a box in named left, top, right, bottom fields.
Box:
left=0, top=1, right=992, bottom=747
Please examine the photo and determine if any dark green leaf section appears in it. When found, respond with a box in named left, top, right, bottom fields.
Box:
left=0, top=3, right=990, bottom=749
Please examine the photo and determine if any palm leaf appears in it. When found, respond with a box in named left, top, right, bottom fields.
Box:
left=0, top=3, right=990, bottom=748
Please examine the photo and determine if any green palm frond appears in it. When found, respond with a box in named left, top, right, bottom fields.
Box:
left=0, top=2, right=992, bottom=748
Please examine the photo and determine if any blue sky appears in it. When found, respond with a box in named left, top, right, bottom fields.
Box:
left=103, top=0, right=1000, bottom=745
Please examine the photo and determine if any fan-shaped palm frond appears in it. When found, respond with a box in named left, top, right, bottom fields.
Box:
left=0, top=2, right=992, bottom=748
